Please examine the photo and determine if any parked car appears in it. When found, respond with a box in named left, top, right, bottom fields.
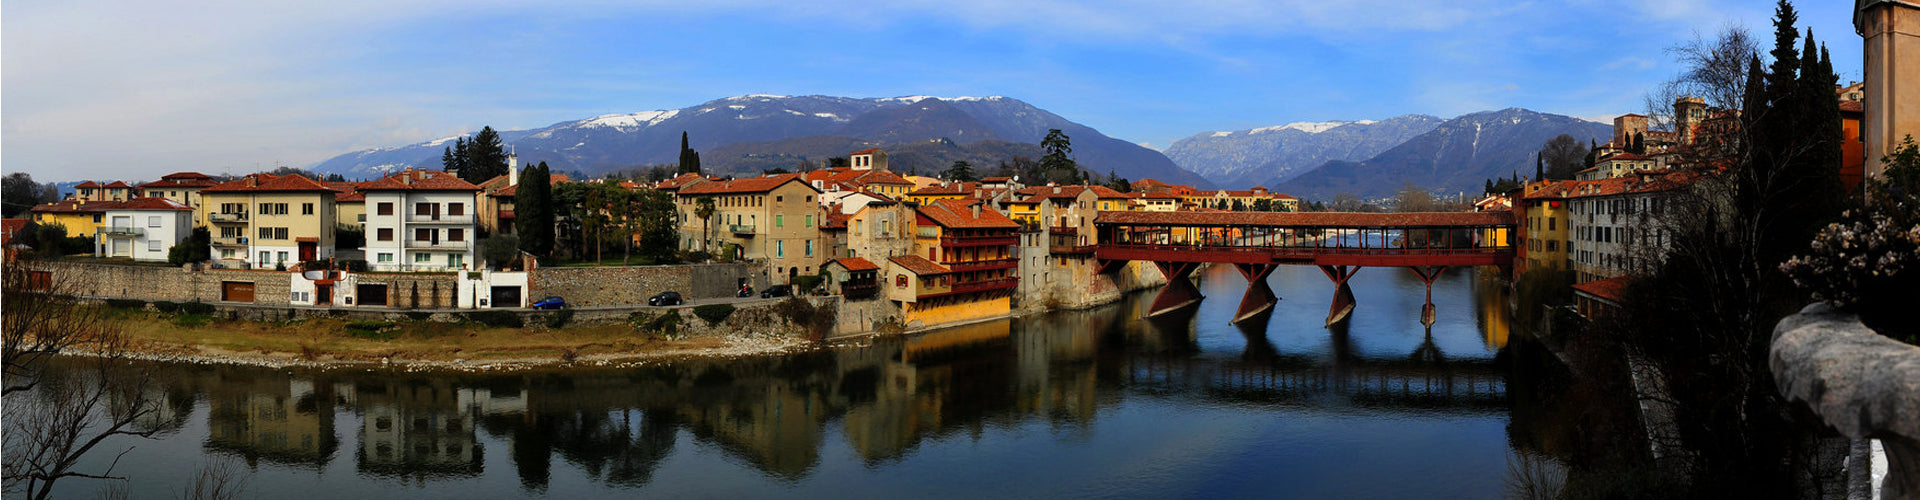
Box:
left=760, top=284, right=792, bottom=299
left=532, top=296, right=567, bottom=309
left=648, top=291, right=683, bottom=306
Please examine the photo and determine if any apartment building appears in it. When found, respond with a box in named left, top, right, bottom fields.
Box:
left=200, top=174, right=338, bottom=268
left=94, top=198, right=194, bottom=262
left=138, top=172, right=220, bottom=227
left=358, top=170, right=481, bottom=272
left=892, top=198, right=1020, bottom=324
left=676, top=174, right=826, bottom=283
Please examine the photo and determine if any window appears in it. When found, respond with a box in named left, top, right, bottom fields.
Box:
left=448, top=228, right=464, bottom=242
left=302, top=203, right=314, bottom=215
left=805, top=215, right=813, bottom=227
left=377, top=228, right=393, bottom=241
left=449, top=203, right=464, bottom=216
left=415, top=228, right=432, bottom=242
left=274, top=228, right=287, bottom=240
left=377, top=253, right=393, bottom=263
left=806, top=240, right=814, bottom=257
left=776, top=196, right=784, bottom=202
left=358, top=214, right=366, bottom=222
left=448, top=254, right=463, bottom=268
left=415, top=203, right=433, bottom=216
left=776, top=215, right=784, bottom=228
left=148, top=239, right=161, bottom=251
left=377, top=202, right=394, bottom=216
left=221, top=249, right=234, bottom=259
left=1548, top=218, right=1556, bottom=231
left=259, top=251, right=270, bottom=264
left=259, top=227, right=273, bottom=239
left=415, top=253, right=431, bottom=263
left=776, top=240, right=785, bottom=258
left=276, top=251, right=288, bottom=263
left=148, top=216, right=162, bottom=227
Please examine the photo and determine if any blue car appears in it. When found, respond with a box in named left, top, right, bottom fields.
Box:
left=532, top=296, right=567, bottom=310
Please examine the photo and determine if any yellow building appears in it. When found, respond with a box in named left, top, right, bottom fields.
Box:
left=28, top=200, right=106, bottom=238
left=884, top=198, right=1020, bottom=325
left=904, top=182, right=976, bottom=206
left=138, top=172, right=220, bottom=227
left=200, top=174, right=338, bottom=267
left=1519, top=180, right=1573, bottom=273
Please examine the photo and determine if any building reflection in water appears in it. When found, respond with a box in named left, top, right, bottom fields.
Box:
left=201, top=369, right=338, bottom=469
left=157, top=274, right=1516, bottom=490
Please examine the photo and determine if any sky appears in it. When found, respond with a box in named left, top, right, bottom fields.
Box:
left=3, top=0, right=1868, bottom=182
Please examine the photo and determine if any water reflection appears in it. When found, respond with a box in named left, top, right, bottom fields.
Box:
left=65, top=266, right=1530, bottom=497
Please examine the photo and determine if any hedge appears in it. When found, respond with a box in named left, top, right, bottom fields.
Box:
left=692, top=304, right=735, bottom=326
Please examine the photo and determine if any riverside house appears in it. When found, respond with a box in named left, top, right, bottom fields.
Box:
left=200, top=173, right=338, bottom=268
left=676, top=173, right=827, bottom=284
left=358, top=170, right=481, bottom=272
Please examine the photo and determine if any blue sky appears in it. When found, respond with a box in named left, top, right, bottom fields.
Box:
left=3, top=0, right=1866, bottom=182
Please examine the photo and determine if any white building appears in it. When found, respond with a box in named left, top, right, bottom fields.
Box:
left=358, top=170, right=481, bottom=272
left=94, top=198, right=195, bottom=262
left=1566, top=172, right=1692, bottom=283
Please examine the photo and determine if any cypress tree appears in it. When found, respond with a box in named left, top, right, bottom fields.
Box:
left=1764, top=0, right=1800, bottom=104
left=516, top=162, right=555, bottom=258
left=678, top=132, right=702, bottom=174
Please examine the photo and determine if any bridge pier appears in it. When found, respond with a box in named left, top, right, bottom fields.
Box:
left=1145, top=261, right=1203, bottom=318
left=1318, top=265, right=1360, bottom=327
left=1406, top=266, right=1447, bottom=327
left=1231, top=263, right=1279, bottom=324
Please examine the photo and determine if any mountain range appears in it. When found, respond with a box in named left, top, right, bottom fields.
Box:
left=1163, top=115, right=1445, bottom=189
left=1263, top=108, right=1612, bottom=200
left=310, top=95, right=1213, bottom=188
left=311, top=94, right=1614, bottom=203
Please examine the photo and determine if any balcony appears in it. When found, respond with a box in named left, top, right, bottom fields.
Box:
left=212, top=236, right=249, bottom=247
left=404, top=239, right=473, bottom=250
left=1050, top=245, right=1096, bottom=255
left=939, top=235, right=1018, bottom=248
left=405, top=214, right=475, bottom=224
left=1049, top=226, right=1078, bottom=236
left=729, top=224, right=756, bottom=235
left=99, top=226, right=143, bottom=237
left=918, top=277, right=1018, bottom=299
left=947, top=259, right=1017, bottom=273
left=209, top=212, right=249, bottom=223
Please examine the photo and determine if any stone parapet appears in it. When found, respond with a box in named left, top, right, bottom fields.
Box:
left=1771, top=303, right=1920, bottom=499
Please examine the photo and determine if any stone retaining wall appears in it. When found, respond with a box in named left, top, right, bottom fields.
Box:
left=529, top=263, right=757, bottom=307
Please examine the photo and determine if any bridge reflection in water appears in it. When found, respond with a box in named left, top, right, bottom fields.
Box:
left=85, top=267, right=1515, bottom=496
left=1093, top=210, right=1515, bottom=327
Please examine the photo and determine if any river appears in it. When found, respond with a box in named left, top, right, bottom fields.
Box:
left=46, top=263, right=1554, bottom=498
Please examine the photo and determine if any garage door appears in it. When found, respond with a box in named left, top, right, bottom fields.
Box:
left=221, top=281, right=255, bottom=303
left=490, top=286, right=522, bottom=308
left=357, top=284, right=389, bottom=307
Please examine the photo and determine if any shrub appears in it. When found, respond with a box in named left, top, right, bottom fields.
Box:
left=545, top=309, right=575, bottom=329
left=559, top=347, right=579, bottom=363
left=339, top=260, right=369, bottom=273
left=629, top=310, right=681, bottom=338
left=179, top=301, right=216, bottom=315
left=405, top=311, right=434, bottom=322
left=172, top=315, right=211, bottom=328
left=105, top=299, right=148, bottom=310
left=152, top=301, right=181, bottom=314
left=692, top=304, right=735, bottom=326
left=463, top=310, right=523, bottom=328
left=792, top=275, right=826, bottom=295
left=685, top=250, right=713, bottom=262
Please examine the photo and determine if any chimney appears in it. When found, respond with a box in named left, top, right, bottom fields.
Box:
left=509, top=163, right=520, bottom=187
left=1052, top=186, right=1061, bottom=194
left=971, top=202, right=981, bottom=218
left=403, top=172, right=413, bottom=186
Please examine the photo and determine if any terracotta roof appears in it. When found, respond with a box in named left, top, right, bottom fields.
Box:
left=889, top=255, right=950, bottom=275
left=1089, top=185, right=1131, bottom=198
left=851, top=148, right=883, bottom=156
left=821, top=211, right=851, bottom=229
left=908, top=182, right=976, bottom=196
left=831, top=257, right=880, bottom=272
left=30, top=200, right=103, bottom=214
left=981, top=176, right=1011, bottom=182
left=103, top=181, right=132, bottom=189
left=1839, top=100, right=1864, bottom=113
left=1521, top=180, right=1580, bottom=200
left=1600, top=153, right=1650, bottom=162
left=104, top=197, right=193, bottom=211
left=916, top=198, right=1019, bottom=229
left=0, top=219, right=27, bottom=246
left=1572, top=276, right=1635, bottom=303
left=678, top=174, right=813, bottom=195
left=139, top=172, right=221, bottom=189
left=1094, top=210, right=1515, bottom=228
left=75, top=181, right=101, bottom=188
left=357, top=170, right=480, bottom=191
left=201, top=173, right=335, bottom=193
left=849, top=170, right=914, bottom=186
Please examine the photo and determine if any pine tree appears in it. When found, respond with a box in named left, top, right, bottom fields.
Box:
left=942, top=161, right=977, bottom=182
left=459, top=126, right=509, bottom=184
left=1039, top=129, right=1077, bottom=184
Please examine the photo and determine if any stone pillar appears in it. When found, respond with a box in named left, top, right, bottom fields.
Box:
left=1858, top=0, right=1920, bottom=179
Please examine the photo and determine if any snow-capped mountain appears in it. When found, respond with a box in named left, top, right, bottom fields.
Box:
left=1164, top=115, right=1443, bottom=188
left=1270, top=108, right=1613, bottom=200
left=310, top=95, right=1213, bottom=188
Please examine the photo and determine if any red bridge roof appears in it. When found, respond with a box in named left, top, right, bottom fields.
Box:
left=1094, top=210, right=1514, bottom=228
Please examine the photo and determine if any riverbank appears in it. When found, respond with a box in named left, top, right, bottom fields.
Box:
left=95, top=309, right=819, bottom=372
